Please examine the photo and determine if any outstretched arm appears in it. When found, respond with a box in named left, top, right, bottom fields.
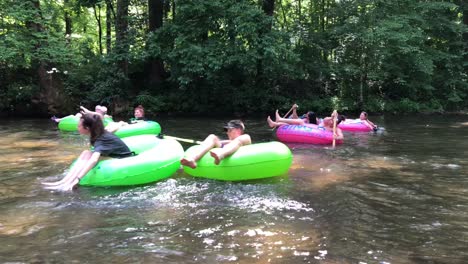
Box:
left=44, top=151, right=101, bottom=191
left=81, top=106, right=104, bottom=119
left=80, top=106, right=92, bottom=114
left=60, top=151, right=101, bottom=191
left=105, top=121, right=128, bottom=133
left=331, top=110, right=338, bottom=119
left=366, top=119, right=376, bottom=128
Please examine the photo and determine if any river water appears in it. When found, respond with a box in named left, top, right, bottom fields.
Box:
left=0, top=115, right=467, bottom=263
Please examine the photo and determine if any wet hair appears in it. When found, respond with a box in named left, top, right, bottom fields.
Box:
left=307, top=111, right=318, bottom=125
left=81, top=113, right=105, bottom=145
left=361, top=111, right=368, bottom=119
left=134, top=105, right=145, bottom=117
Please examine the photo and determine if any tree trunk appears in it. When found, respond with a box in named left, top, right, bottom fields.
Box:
left=278, top=0, right=287, bottom=31
left=106, top=0, right=113, bottom=53
left=464, top=3, right=468, bottom=43
left=28, top=0, right=70, bottom=115
left=64, top=0, right=72, bottom=45
left=256, top=0, right=275, bottom=86
left=261, top=0, right=275, bottom=17
left=147, top=0, right=166, bottom=85
left=94, top=4, right=103, bottom=55
left=148, top=0, right=163, bottom=31
left=115, top=0, right=130, bottom=76
left=462, top=1, right=468, bottom=73
left=297, top=0, right=301, bottom=20
left=359, top=70, right=365, bottom=108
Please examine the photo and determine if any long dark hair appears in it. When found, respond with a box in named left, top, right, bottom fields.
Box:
left=81, top=113, right=105, bottom=145
left=337, top=115, right=346, bottom=125
left=307, top=111, right=318, bottom=125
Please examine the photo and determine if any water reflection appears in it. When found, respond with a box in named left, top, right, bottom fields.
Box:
left=0, top=115, right=468, bottom=263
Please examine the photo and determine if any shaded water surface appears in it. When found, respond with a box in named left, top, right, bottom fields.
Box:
left=1, top=115, right=468, bottom=263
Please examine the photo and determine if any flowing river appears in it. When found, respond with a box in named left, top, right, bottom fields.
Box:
left=0, top=114, right=467, bottom=263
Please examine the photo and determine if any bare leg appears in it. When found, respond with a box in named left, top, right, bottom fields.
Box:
left=267, top=116, right=286, bottom=128
left=180, top=134, right=221, bottom=169
left=275, top=113, right=305, bottom=125
left=275, top=109, right=281, bottom=121
left=267, top=109, right=301, bottom=127
left=209, top=138, right=243, bottom=165
left=267, top=116, right=276, bottom=128
left=209, top=150, right=223, bottom=165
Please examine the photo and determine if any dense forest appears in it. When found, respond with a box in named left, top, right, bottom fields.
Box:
left=0, top=0, right=467, bottom=117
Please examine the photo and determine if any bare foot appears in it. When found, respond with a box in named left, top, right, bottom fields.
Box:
left=180, top=157, right=197, bottom=169
left=50, top=116, right=61, bottom=123
left=210, top=149, right=224, bottom=165
left=275, top=109, right=280, bottom=121
left=267, top=116, right=276, bottom=128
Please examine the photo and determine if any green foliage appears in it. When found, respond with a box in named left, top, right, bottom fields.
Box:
left=88, top=61, right=130, bottom=106
left=362, top=97, right=386, bottom=113
left=296, top=98, right=335, bottom=115
left=145, top=0, right=299, bottom=113
left=385, top=98, right=421, bottom=113
left=0, top=79, right=38, bottom=111
left=135, top=92, right=165, bottom=114
left=0, top=0, right=467, bottom=115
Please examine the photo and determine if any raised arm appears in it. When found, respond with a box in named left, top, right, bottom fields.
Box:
left=80, top=106, right=92, bottom=114
left=290, top=104, right=299, bottom=119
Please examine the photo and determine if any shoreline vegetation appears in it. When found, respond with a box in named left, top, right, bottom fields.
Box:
left=0, top=1, right=466, bottom=117
left=3, top=110, right=468, bottom=120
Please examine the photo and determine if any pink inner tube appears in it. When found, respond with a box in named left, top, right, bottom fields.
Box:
left=276, top=124, right=343, bottom=145
left=338, top=120, right=372, bottom=132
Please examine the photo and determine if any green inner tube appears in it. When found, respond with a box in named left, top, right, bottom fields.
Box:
left=57, top=116, right=79, bottom=132
left=78, top=135, right=184, bottom=187
left=183, top=141, right=292, bottom=181
left=58, top=116, right=114, bottom=132
left=114, top=121, right=161, bottom=138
